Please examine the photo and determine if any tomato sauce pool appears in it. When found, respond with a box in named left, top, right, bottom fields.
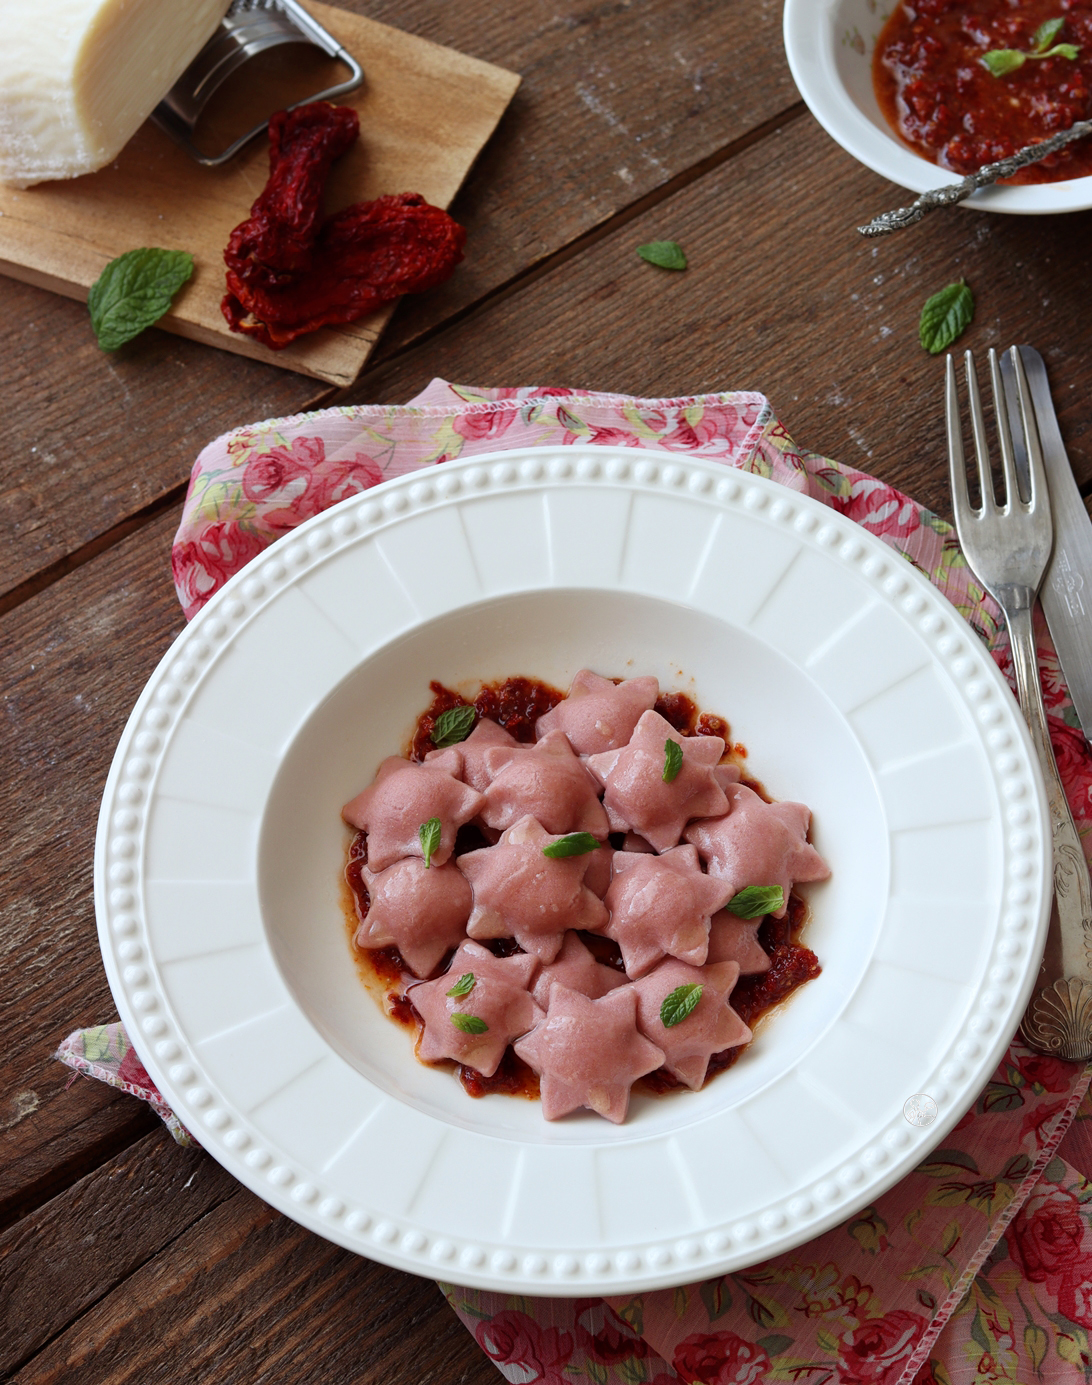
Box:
left=343, top=677, right=821, bottom=1103
left=874, top=1, right=1092, bottom=183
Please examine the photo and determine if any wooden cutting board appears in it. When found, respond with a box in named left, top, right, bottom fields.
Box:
left=0, top=5, right=519, bottom=387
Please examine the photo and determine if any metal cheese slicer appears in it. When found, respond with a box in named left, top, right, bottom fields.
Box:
left=152, top=0, right=364, bottom=167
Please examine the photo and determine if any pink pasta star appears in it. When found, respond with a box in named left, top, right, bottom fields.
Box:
left=631, top=959, right=751, bottom=1090
left=411, top=940, right=541, bottom=1076
left=514, top=983, right=665, bottom=1123
left=458, top=816, right=609, bottom=962
left=534, top=669, right=659, bottom=755
left=426, top=717, right=522, bottom=793
left=530, top=930, right=627, bottom=1008
left=586, top=710, right=727, bottom=852
left=480, top=729, right=610, bottom=837
left=603, top=844, right=729, bottom=977
left=684, top=783, right=830, bottom=918
left=706, top=910, right=771, bottom=975
left=341, top=749, right=485, bottom=872
left=356, top=857, right=473, bottom=978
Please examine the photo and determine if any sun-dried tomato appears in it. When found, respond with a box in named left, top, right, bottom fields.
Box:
left=225, top=103, right=359, bottom=284
left=221, top=102, right=465, bottom=349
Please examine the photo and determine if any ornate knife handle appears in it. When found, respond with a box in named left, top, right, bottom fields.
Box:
left=1007, top=603, right=1092, bottom=1060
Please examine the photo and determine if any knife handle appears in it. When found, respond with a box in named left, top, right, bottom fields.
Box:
left=1008, top=602, right=1092, bottom=1059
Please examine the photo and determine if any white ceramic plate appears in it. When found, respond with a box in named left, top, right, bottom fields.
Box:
left=96, top=446, right=1050, bottom=1293
left=783, top=0, right=1092, bottom=215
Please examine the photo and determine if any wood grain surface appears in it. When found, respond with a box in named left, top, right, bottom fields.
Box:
left=0, top=3, right=519, bottom=387
left=3, top=0, right=1092, bottom=1380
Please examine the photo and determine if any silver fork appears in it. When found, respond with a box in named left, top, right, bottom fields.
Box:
left=946, top=347, right=1092, bottom=1061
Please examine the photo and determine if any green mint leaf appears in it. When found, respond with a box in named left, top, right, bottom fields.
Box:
left=637, top=240, right=688, bottom=271
left=419, top=816, right=442, bottom=869
left=446, top=972, right=475, bottom=998
left=981, top=49, right=1026, bottom=76
left=542, top=832, right=601, bottom=858
left=1040, top=42, right=1079, bottom=59
left=660, top=983, right=703, bottom=1028
left=919, top=280, right=975, bottom=355
left=662, top=739, right=684, bottom=783
left=726, top=885, right=785, bottom=919
left=1031, top=18, right=1064, bottom=52
left=87, top=248, right=194, bottom=352
left=450, top=1013, right=488, bottom=1034
left=431, top=704, right=476, bottom=747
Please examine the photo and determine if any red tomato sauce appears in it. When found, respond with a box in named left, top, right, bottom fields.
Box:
left=874, top=1, right=1092, bottom=182
left=343, top=677, right=823, bottom=1102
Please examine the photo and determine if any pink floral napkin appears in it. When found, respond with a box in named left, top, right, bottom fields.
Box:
left=60, top=381, right=1092, bottom=1385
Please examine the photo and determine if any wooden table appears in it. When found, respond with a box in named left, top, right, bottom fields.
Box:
left=2, top=3, right=1090, bottom=1380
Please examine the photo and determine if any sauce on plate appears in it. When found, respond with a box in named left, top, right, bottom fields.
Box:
left=874, top=0, right=1092, bottom=183
left=343, top=676, right=823, bottom=1101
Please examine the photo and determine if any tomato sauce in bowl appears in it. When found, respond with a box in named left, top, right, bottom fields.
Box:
left=874, top=0, right=1092, bottom=184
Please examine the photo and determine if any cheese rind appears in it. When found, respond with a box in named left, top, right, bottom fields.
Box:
left=0, top=0, right=231, bottom=188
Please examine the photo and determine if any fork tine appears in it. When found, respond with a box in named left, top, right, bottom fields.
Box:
left=1009, top=346, right=1051, bottom=517
left=963, top=349, right=996, bottom=513
left=945, top=354, right=974, bottom=520
left=988, top=348, right=1021, bottom=511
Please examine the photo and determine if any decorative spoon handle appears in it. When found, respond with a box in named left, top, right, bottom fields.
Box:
left=858, top=119, right=1092, bottom=237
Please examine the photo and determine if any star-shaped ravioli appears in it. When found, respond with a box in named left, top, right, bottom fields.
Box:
left=582, top=843, right=615, bottom=898
left=603, top=844, right=729, bottom=977
left=480, top=730, right=610, bottom=837
left=426, top=717, right=523, bottom=793
left=514, top=983, right=665, bottom=1123
left=534, top=669, right=659, bottom=755
left=587, top=711, right=728, bottom=852
left=706, top=910, right=771, bottom=975
left=631, top=959, right=751, bottom=1090
left=356, top=857, right=473, bottom=978
left=684, top=783, right=830, bottom=918
left=342, top=749, right=485, bottom=872
left=458, top=816, right=609, bottom=962
left=411, top=940, right=541, bottom=1076
left=530, top=930, right=627, bottom=1008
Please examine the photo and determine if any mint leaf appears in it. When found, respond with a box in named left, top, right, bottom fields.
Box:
left=419, top=816, right=441, bottom=869
left=1041, top=42, right=1079, bottom=59
left=87, top=248, right=194, bottom=351
left=662, top=739, right=684, bottom=783
left=660, top=983, right=703, bottom=1027
left=542, top=832, right=601, bottom=858
left=919, top=280, right=974, bottom=355
left=726, top=885, right=784, bottom=919
left=981, top=49, right=1026, bottom=76
left=431, top=704, right=475, bottom=747
left=1031, top=17, right=1064, bottom=51
left=446, top=972, right=475, bottom=998
left=450, top=1013, right=488, bottom=1034
left=637, top=240, right=688, bottom=271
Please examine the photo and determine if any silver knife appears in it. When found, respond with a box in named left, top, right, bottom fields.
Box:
left=1001, top=345, right=1092, bottom=744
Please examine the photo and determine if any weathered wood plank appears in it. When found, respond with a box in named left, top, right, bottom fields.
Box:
left=11, top=1173, right=497, bottom=1385
left=0, top=511, right=184, bottom=1215
left=0, top=1128, right=235, bottom=1377
left=0, top=1077, right=156, bottom=1233
left=0, top=277, right=328, bottom=602
left=364, top=0, right=802, bottom=350
left=351, top=115, right=1092, bottom=519
left=0, top=0, right=799, bottom=598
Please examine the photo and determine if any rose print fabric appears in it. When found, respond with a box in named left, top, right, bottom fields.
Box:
left=55, top=1023, right=194, bottom=1146
left=60, top=381, right=1092, bottom=1385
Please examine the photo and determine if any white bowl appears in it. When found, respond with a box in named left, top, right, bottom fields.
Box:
left=783, top=0, right=1092, bottom=214
left=95, top=446, right=1050, bottom=1293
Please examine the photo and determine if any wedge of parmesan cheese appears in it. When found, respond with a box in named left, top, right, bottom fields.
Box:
left=0, top=0, right=231, bottom=187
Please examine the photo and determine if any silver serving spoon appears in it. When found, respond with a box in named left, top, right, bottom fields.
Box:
left=858, top=118, right=1092, bottom=237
